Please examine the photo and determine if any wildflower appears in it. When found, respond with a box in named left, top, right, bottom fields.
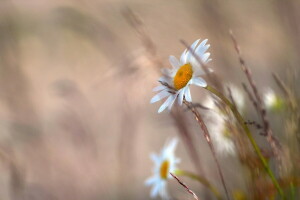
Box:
left=150, top=39, right=211, bottom=113
left=145, top=138, right=180, bottom=199
left=205, top=97, right=236, bottom=155
left=203, top=85, right=245, bottom=156
left=263, top=89, right=284, bottom=111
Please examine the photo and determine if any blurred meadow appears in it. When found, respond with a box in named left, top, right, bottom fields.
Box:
left=0, top=0, right=299, bottom=199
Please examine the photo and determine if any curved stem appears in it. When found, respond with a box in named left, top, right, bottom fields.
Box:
left=174, top=169, right=222, bottom=200
left=205, top=85, right=285, bottom=199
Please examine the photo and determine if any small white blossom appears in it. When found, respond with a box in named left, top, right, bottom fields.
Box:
left=151, top=39, right=212, bottom=113
left=145, top=138, right=180, bottom=199
left=204, top=85, right=244, bottom=156
left=204, top=97, right=236, bottom=155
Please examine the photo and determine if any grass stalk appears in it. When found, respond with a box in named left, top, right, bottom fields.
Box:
left=205, top=85, right=285, bottom=199
left=175, top=169, right=222, bottom=200
left=183, top=100, right=230, bottom=200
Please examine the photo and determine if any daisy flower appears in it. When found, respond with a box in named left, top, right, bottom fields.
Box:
left=150, top=39, right=212, bottom=113
left=204, top=97, right=236, bottom=155
left=145, top=138, right=180, bottom=199
left=203, top=85, right=245, bottom=156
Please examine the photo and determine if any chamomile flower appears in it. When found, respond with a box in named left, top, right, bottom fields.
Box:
left=150, top=39, right=212, bottom=113
left=204, top=97, right=236, bottom=155
left=145, top=138, right=180, bottom=199
left=204, top=85, right=244, bottom=156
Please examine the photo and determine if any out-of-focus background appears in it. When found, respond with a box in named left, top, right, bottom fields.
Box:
left=0, top=0, right=299, bottom=199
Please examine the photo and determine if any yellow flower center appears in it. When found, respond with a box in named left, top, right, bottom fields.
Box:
left=160, top=160, right=170, bottom=179
left=173, top=63, right=193, bottom=90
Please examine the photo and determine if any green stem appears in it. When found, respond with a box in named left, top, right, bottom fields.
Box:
left=290, top=182, right=295, bottom=200
left=205, top=85, right=285, bottom=199
left=174, top=169, right=222, bottom=200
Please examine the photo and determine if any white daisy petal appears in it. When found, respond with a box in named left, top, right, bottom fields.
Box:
left=158, top=95, right=175, bottom=113
left=167, top=94, right=177, bottom=110
left=204, top=43, right=210, bottom=50
left=150, top=181, right=161, bottom=197
left=153, top=85, right=167, bottom=92
left=150, top=153, right=161, bottom=164
left=161, top=68, right=173, bottom=77
left=195, top=40, right=209, bottom=57
left=159, top=182, right=169, bottom=199
left=198, top=39, right=208, bottom=49
left=185, top=87, right=192, bottom=102
left=190, top=77, right=207, bottom=87
left=169, top=55, right=180, bottom=69
left=164, top=138, right=178, bottom=156
left=201, top=52, right=211, bottom=63
left=191, top=39, right=201, bottom=50
left=178, top=89, right=184, bottom=105
left=185, top=39, right=200, bottom=62
left=180, top=49, right=187, bottom=64
left=158, top=76, right=171, bottom=84
left=150, top=90, right=170, bottom=104
left=145, top=176, right=158, bottom=186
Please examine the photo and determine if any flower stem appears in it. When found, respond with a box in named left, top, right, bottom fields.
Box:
left=183, top=100, right=231, bottom=200
left=205, top=85, right=285, bottom=199
left=174, top=169, right=222, bottom=200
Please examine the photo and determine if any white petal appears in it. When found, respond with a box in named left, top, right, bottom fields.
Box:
left=185, top=87, right=192, bottom=102
left=158, top=95, right=175, bottom=113
left=201, top=52, right=211, bottom=63
left=190, top=77, right=207, bottom=87
left=180, top=49, right=187, bottom=64
left=150, top=181, right=162, bottom=198
left=150, top=90, right=170, bottom=103
left=158, top=76, right=171, bottom=84
left=158, top=182, right=169, bottom=199
left=169, top=56, right=180, bottom=69
left=195, top=40, right=210, bottom=57
left=163, top=138, right=178, bottom=157
left=161, top=68, right=172, bottom=77
left=186, top=39, right=200, bottom=63
left=177, top=89, right=184, bottom=105
left=191, top=39, right=201, bottom=50
left=145, top=176, right=158, bottom=186
left=153, top=85, right=167, bottom=92
left=167, top=93, right=178, bottom=110
left=199, top=39, right=208, bottom=48
left=150, top=153, right=161, bottom=164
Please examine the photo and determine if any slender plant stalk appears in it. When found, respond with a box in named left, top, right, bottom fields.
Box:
left=170, top=172, right=200, bottom=200
left=229, top=31, right=281, bottom=160
left=183, top=100, right=230, bottom=200
left=175, top=169, right=222, bottom=200
left=205, top=85, right=285, bottom=199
